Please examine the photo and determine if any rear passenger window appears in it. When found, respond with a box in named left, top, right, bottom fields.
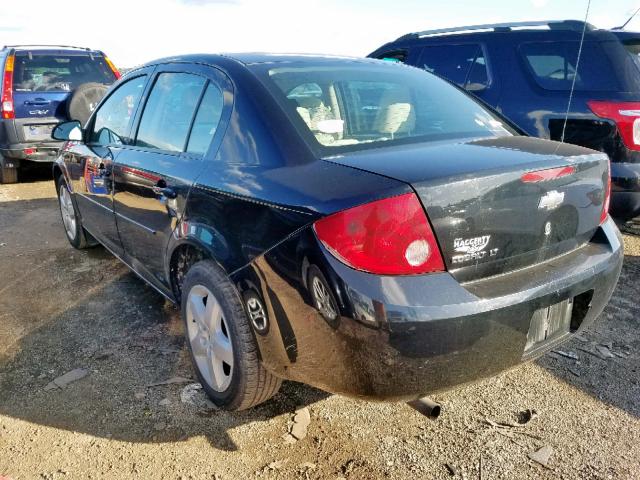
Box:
left=520, top=41, right=620, bottom=91
left=136, top=72, right=205, bottom=152
left=418, top=44, right=489, bottom=90
left=186, top=83, right=224, bottom=155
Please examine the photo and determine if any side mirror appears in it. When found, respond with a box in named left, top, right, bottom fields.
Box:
left=52, top=121, right=83, bottom=142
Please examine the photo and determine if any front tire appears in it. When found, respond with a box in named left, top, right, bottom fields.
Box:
left=181, top=260, right=281, bottom=410
left=56, top=177, right=93, bottom=249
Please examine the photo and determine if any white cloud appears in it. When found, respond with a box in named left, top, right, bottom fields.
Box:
left=1, top=0, right=637, bottom=68
left=531, top=0, right=549, bottom=8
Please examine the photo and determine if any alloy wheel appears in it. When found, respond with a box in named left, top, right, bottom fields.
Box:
left=185, top=284, right=234, bottom=392
left=59, top=184, right=77, bottom=241
left=312, top=275, right=337, bottom=320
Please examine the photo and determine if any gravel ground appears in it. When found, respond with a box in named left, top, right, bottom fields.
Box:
left=0, top=173, right=639, bottom=480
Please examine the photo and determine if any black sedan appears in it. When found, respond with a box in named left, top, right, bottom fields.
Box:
left=52, top=54, right=623, bottom=411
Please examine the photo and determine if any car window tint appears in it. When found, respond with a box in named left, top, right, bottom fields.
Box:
left=136, top=72, right=206, bottom=152
left=186, top=83, right=224, bottom=155
left=418, top=44, right=488, bottom=89
left=90, top=75, right=146, bottom=146
left=520, top=41, right=620, bottom=91
left=12, top=53, right=115, bottom=92
left=262, top=63, right=513, bottom=152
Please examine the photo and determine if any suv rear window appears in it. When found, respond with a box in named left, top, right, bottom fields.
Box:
left=12, top=53, right=115, bottom=92
left=520, top=41, right=620, bottom=91
left=621, top=38, right=640, bottom=69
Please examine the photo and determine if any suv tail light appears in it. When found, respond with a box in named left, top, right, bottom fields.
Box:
left=1, top=55, right=14, bottom=120
left=588, top=101, right=640, bottom=151
left=104, top=56, right=121, bottom=80
left=313, top=193, right=445, bottom=275
left=601, top=161, right=611, bottom=225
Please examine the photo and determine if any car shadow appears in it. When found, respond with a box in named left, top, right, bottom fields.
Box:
left=0, top=219, right=328, bottom=451
left=1, top=193, right=638, bottom=452
left=537, top=251, right=640, bottom=417
left=14, top=163, right=53, bottom=183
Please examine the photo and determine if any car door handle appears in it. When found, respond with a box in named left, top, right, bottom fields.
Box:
left=152, top=185, right=177, bottom=199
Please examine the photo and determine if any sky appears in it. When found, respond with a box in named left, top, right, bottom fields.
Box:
left=1, top=0, right=640, bottom=68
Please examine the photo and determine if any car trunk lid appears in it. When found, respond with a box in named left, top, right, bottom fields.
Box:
left=325, top=136, right=609, bottom=282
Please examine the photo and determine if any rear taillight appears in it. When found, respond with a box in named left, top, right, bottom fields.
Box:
left=1, top=55, right=14, bottom=120
left=313, top=193, right=445, bottom=275
left=104, top=56, right=121, bottom=80
left=601, top=161, right=611, bottom=225
left=588, top=101, right=640, bottom=151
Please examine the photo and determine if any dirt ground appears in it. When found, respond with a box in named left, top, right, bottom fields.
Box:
left=0, top=170, right=639, bottom=480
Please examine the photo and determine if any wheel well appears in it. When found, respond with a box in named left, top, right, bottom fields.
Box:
left=169, top=243, right=208, bottom=302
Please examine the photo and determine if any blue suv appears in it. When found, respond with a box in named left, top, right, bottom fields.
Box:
left=0, top=45, right=120, bottom=183
left=370, top=20, right=640, bottom=221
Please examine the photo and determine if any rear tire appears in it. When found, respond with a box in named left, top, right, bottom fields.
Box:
left=181, top=260, right=282, bottom=410
left=55, top=176, right=93, bottom=249
left=0, top=165, right=18, bottom=184
left=0, top=155, right=18, bottom=184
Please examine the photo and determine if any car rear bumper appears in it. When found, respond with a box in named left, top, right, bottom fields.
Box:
left=0, top=143, right=61, bottom=163
left=611, top=162, right=640, bottom=220
left=243, top=218, right=623, bottom=401
left=0, top=116, right=63, bottom=163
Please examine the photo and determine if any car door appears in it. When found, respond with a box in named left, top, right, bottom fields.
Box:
left=65, top=72, right=151, bottom=255
left=112, top=64, right=228, bottom=289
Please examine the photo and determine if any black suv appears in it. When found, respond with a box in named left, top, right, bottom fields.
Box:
left=370, top=20, right=640, bottom=221
left=0, top=45, right=120, bottom=183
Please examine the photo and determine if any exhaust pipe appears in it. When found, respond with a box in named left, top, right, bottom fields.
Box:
left=407, top=397, right=441, bottom=419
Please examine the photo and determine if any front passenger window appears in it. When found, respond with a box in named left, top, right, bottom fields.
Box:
left=136, top=73, right=206, bottom=152
left=90, top=75, right=147, bottom=145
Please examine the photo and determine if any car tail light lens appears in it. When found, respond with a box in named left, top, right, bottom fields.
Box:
left=1, top=55, right=14, bottom=120
left=313, top=193, right=445, bottom=275
left=521, top=165, right=576, bottom=183
left=601, top=161, right=611, bottom=225
left=104, top=56, right=121, bottom=80
left=588, top=101, right=640, bottom=151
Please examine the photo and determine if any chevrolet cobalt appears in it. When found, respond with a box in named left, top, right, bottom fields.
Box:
left=52, top=54, right=623, bottom=410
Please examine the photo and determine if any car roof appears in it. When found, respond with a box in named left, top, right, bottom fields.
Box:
left=222, top=53, right=383, bottom=65
left=611, top=30, right=640, bottom=41
left=130, top=53, right=393, bottom=77
left=2, top=45, right=102, bottom=54
left=137, top=52, right=384, bottom=68
left=380, top=20, right=634, bottom=48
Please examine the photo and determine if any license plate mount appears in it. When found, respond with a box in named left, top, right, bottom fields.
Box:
left=524, top=298, right=574, bottom=356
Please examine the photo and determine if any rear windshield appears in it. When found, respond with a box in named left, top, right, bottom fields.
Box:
left=621, top=38, right=640, bottom=68
left=12, top=53, right=115, bottom=92
left=520, top=41, right=640, bottom=92
left=254, top=62, right=514, bottom=154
